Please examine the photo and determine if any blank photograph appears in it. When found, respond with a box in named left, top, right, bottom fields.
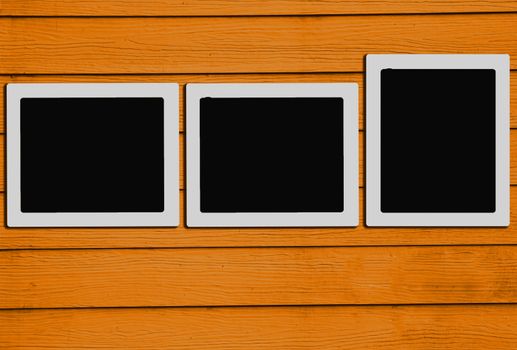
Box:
left=7, top=83, right=179, bottom=227
left=366, top=54, right=509, bottom=226
left=187, top=83, right=358, bottom=227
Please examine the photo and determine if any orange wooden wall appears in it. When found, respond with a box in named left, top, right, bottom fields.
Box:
left=1, top=1, right=517, bottom=349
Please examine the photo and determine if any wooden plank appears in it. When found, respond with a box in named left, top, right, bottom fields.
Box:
left=1, top=245, right=517, bottom=308
left=0, top=15, right=516, bottom=74
left=2, top=72, right=517, bottom=132
left=2, top=305, right=517, bottom=350
left=3, top=0, right=517, bottom=16
left=3, top=188, right=517, bottom=249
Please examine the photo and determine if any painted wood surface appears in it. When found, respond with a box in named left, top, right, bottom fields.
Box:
left=3, top=0, right=517, bottom=16
left=0, top=15, right=516, bottom=74
left=1, top=3, right=516, bottom=349
left=2, top=306, right=517, bottom=349
left=2, top=246, right=517, bottom=308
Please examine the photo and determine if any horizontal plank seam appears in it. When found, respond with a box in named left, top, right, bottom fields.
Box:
left=2, top=11, right=517, bottom=19
left=2, top=302, right=517, bottom=312
left=2, top=243, right=517, bottom=253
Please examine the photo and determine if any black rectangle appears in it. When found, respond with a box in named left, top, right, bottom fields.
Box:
left=380, top=69, right=496, bottom=213
left=20, top=97, right=165, bottom=213
left=200, top=97, right=344, bottom=213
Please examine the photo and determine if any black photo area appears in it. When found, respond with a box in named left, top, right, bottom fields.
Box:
left=200, top=97, right=344, bottom=213
left=380, top=69, right=496, bottom=213
left=21, top=97, right=165, bottom=212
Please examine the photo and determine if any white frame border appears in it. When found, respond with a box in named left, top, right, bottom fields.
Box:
left=366, top=54, right=510, bottom=227
left=7, top=83, right=179, bottom=227
left=186, top=83, right=358, bottom=227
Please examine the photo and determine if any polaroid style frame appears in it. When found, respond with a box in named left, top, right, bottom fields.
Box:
left=366, top=54, right=510, bottom=227
left=7, top=83, right=179, bottom=227
left=186, top=83, right=358, bottom=227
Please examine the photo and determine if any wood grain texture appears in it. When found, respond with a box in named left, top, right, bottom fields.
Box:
left=2, top=72, right=517, bottom=132
left=3, top=0, right=517, bottom=16
left=2, top=3, right=516, bottom=350
left=0, top=15, right=516, bottom=74
left=2, top=305, right=517, bottom=349
left=2, top=245, right=517, bottom=308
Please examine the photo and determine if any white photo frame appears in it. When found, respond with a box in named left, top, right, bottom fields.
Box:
left=7, top=83, right=179, bottom=227
left=186, top=83, right=358, bottom=227
left=366, top=54, right=510, bottom=227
